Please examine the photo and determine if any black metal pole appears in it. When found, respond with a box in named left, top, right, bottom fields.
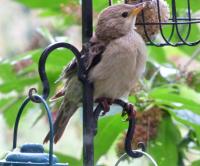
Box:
left=82, top=0, right=94, bottom=166
left=82, top=0, right=93, bottom=43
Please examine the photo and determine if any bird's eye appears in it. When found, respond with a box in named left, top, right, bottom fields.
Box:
left=121, top=12, right=129, bottom=18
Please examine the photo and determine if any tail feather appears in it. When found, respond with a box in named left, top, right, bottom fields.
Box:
left=49, top=89, right=65, bottom=102
left=43, top=101, right=77, bottom=144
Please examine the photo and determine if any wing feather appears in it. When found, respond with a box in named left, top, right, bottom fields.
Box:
left=62, top=38, right=106, bottom=80
left=50, top=37, right=106, bottom=101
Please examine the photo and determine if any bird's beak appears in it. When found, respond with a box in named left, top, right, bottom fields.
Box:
left=130, top=2, right=146, bottom=16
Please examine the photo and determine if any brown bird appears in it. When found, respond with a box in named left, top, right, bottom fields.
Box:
left=44, top=2, right=148, bottom=144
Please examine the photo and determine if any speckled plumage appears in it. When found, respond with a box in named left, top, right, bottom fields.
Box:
left=44, top=3, right=148, bottom=144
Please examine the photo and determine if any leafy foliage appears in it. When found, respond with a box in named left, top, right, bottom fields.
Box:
left=94, top=114, right=127, bottom=162
left=148, top=115, right=181, bottom=166
left=192, top=160, right=200, bottom=166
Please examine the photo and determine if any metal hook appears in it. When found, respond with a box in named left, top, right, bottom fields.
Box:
left=94, top=99, right=146, bottom=158
left=114, top=99, right=145, bottom=158
left=13, top=94, right=54, bottom=166
left=28, top=88, right=39, bottom=103
left=38, top=42, right=83, bottom=100
left=115, top=150, right=158, bottom=166
left=37, top=41, right=94, bottom=165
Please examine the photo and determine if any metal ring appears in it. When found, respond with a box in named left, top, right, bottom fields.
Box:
left=115, top=150, right=158, bottom=166
left=28, top=88, right=41, bottom=103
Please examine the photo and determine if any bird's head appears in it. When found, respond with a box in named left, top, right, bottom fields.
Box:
left=95, top=2, right=146, bottom=42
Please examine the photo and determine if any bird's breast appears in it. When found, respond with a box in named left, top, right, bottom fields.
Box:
left=89, top=30, right=147, bottom=99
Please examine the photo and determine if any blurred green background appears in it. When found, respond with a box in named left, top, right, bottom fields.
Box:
left=0, top=0, right=200, bottom=165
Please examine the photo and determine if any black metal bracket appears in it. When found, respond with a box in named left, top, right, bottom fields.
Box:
left=94, top=99, right=145, bottom=158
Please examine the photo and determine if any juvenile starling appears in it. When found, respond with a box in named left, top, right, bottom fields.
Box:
left=44, top=2, right=148, bottom=144
left=128, top=0, right=170, bottom=42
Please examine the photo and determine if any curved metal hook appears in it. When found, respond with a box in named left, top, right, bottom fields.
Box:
left=125, top=114, right=145, bottom=158
left=115, top=150, right=158, bottom=166
left=13, top=94, right=54, bottom=166
left=114, top=99, right=145, bottom=158
left=94, top=99, right=145, bottom=158
left=38, top=42, right=83, bottom=101
left=28, top=88, right=38, bottom=103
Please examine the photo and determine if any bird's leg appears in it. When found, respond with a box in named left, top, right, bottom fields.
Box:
left=95, top=97, right=113, bottom=115
left=122, top=103, right=136, bottom=121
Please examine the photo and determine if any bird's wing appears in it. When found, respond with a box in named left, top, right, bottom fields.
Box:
left=54, top=57, right=77, bottom=84
left=60, top=39, right=106, bottom=80
left=84, top=40, right=106, bottom=71
left=50, top=38, right=106, bottom=101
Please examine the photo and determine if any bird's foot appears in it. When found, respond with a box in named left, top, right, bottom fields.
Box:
left=122, top=103, right=136, bottom=121
left=95, top=97, right=113, bottom=116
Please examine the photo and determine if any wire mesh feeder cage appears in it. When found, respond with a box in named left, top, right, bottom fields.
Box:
left=117, top=0, right=200, bottom=46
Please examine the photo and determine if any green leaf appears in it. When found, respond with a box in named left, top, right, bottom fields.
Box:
left=93, top=0, right=108, bottom=13
left=0, top=97, right=20, bottom=112
left=3, top=97, right=32, bottom=128
left=192, top=160, right=200, bottom=166
left=178, top=85, right=200, bottom=104
left=0, top=45, right=75, bottom=127
left=37, top=27, right=56, bottom=43
left=149, top=85, right=200, bottom=142
left=165, top=108, right=200, bottom=143
left=0, top=63, right=13, bottom=82
left=93, top=0, right=123, bottom=12
left=94, top=114, right=127, bottom=163
left=188, top=71, right=200, bottom=92
left=0, top=46, right=74, bottom=94
left=166, top=0, right=200, bottom=12
left=0, top=78, right=38, bottom=93
left=148, top=115, right=181, bottom=166
left=149, top=85, right=200, bottom=115
left=148, top=47, right=167, bottom=64
left=54, top=152, right=81, bottom=165
left=16, top=0, right=78, bottom=9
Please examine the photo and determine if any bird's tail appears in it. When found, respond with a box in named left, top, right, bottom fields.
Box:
left=43, top=101, right=77, bottom=144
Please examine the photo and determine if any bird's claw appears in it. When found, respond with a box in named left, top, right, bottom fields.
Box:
left=95, top=98, right=136, bottom=119
left=122, top=103, right=136, bottom=121
left=95, top=97, right=113, bottom=116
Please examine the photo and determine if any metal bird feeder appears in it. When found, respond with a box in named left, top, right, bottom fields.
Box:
left=1, top=0, right=199, bottom=166
left=0, top=95, right=68, bottom=166
left=126, top=0, right=200, bottom=46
